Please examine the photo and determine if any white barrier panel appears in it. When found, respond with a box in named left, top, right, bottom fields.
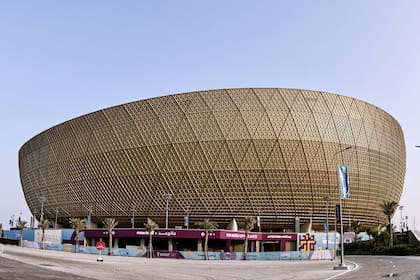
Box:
left=34, top=229, right=62, bottom=245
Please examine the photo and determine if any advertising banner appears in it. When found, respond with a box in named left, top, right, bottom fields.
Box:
left=338, top=164, right=350, bottom=199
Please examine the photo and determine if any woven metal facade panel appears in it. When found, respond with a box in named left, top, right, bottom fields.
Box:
left=19, top=88, right=406, bottom=230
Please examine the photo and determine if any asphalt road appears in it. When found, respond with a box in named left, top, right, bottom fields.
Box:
left=341, top=256, right=420, bottom=280
left=5, top=245, right=420, bottom=280
left=0, top=245, right=353, bottom=280
left=0, top=257, right=94, bottom=280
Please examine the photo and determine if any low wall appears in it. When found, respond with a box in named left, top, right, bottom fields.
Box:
left=0, top=238, right=18, bottom=245
left=22, top=242, right=334, bottom=260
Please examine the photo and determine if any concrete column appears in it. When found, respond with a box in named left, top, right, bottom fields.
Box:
left=140, top=238, right=145, bottom=247
left=255, top=241, right=260, bottom=253
left=225, top=240, right=231, bottom=252
left=280, top=240, right=285, bottom=251
left=168, top=239, right=173, bottom=252
left=295, top=217, right=300, bottom=233
left=197, top=239, right=203, bottom=252
left=114, top=238, right=119, bottom=248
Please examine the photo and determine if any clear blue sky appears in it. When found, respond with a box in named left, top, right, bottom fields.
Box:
left=1, top=1, right=419, bottom=230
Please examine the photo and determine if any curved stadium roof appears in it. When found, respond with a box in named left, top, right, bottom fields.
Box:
left=19, top=88, right=406, bottom=230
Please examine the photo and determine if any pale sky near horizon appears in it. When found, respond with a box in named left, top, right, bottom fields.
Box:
left=1, top=1, right=419, bottom=230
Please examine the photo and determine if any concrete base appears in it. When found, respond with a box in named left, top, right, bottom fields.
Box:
left=333, top=264, right=348, bottom=270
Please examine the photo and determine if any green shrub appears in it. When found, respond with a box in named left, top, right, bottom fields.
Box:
left=345, top=242, right=420, bottom=256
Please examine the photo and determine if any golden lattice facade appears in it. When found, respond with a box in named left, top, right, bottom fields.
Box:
left=19, top=88, right=406, bottom=230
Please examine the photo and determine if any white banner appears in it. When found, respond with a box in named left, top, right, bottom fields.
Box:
left=338, top=164, right=350, bottom=199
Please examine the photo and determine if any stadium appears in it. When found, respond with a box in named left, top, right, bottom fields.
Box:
left=19, top=88, right=406, bottom=231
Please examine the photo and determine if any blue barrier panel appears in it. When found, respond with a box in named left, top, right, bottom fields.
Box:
left=3, top=229, right=35, bottom=241
left=180, top=251, right=312, bottom=260
left=23, top=229, right=35, bottom=241
left=8, top=239, right=325, bottom=261
left=127, top=248, right=139, bottom=257
left=3, top=230, right=19, bottom=240
left=69, top=245, right=87, bottom=253
left=45, top=243, right=64, bottom=251
left=61, top=229, right=74, bottom=241
left=82, top=246, right=134, bottom=257
left=84, top=246, right=100, bottom=254
left=112, top=248, right=129, bottom=256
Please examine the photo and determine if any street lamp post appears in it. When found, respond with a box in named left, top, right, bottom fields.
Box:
left=54, top=208, right=59, bottom=229
left=324, top=196, right=330, bottom=250
left=334, top=203, right=338, bottom=254
left=163, top=194, right=172, bottom=229
left=399, top=206, right=404, bottom=232
left=184, top=207, right=189, bottom=229
left=131, top=206, right=135, bottom=229
left=88, top=206, right=92, bottom=229
left=40, top=197, right=46, bottom=222
left=334, top=146, right=352, bottom=270
left=415, top=148, right=420, bottom=231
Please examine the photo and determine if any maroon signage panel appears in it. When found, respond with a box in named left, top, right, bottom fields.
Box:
left=261, top=233, right=297, bottom=241
left=82, top=229, right=296, bottom=241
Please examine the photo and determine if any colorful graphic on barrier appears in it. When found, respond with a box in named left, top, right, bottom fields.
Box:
left=299, top=233, right=316, bottom=252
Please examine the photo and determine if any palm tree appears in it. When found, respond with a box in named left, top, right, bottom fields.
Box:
left=350, top=220, right=362, bottom=234
left=69, top=218, right=86, bottom=253
left=16, top=220, right=28, bottom=246
left=379, top=200, right=399, bottom=248
left=197, top=219, right=218, bottom=260
left=103, top=218, right=118, bottom=256
left=243, top=216, right=256, bottom=260
left=365, top=227, right=380, bottom=247
left=144, top=218, right=158, bottom=258
left=39, top=219, right=51, bottom=249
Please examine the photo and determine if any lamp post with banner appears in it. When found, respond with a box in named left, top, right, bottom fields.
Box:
left=333, top=146, right=352, bottom=270
left=324, top=196, right=330, bottom=250
left=131, top=206, right=135, bottom=229
left=163, top=194, right=172, bottom=229
left=184, top=206, right=189, bottom=229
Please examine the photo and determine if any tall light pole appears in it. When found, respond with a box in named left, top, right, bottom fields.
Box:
left=416, top=147, right=420, bottom=231
left=88, top=206, right=92, bottom=229
left=163, top=194, right=172, bottom=229
left=324, top=196, right=330, bottom=249
left=334, top=146, right=352, bottom=270
left=39, top=197, right=46, bottom=222
left=334, top=204, right=338, bottom=253
left=399, top=206, right=404, bottom=232
left=54, top=208, right=59, bottom=229
left=184, top=206, right=189, bottom=229
left=131, top=206, right=135, bottom=229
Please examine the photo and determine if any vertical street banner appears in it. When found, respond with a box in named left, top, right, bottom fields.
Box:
left=335, top=204, right=340, bottom=223
left=338, top=164, right=350, bottom=199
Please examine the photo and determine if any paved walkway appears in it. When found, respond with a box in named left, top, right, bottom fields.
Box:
left=0, top=245, right=355, bottom=280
